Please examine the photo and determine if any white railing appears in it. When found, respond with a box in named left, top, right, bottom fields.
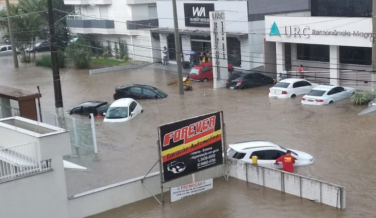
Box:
left=0, top=142, right=51, bottom=183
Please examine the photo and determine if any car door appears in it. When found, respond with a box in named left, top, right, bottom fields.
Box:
left=244, top=74, right=256, bottom=88
left=201, top=66, right=212, bottom=80
left=130, top=87, right=144, bottom=99
left=252, top=73, right=264, bottom=86
left=327, top=88, right=339, bottom=102
left=0, top=46, right=7, bottom=56
left=142, top=87, right=158, bottom=99
left=292, top=81, right=303, bottom=95
left=7, top=46, right=12, bottom=55
left=299, top=81, right=313, bottom=95
left=335, top=87, right=347, bottom=100
left=250, top=149, right=286, bottom=168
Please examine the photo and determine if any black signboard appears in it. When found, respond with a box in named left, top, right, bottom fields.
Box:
left=158, top=112, right=224, bottom=182
left=184, top=3, right=215, bottom=28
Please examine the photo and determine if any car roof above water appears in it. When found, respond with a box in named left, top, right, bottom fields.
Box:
left=229, top=140, right=280, bottom=151
left=116, top=84, right=156, bottom=89
left=311, top=85, right=335, bottom=91
left=110, top=98, right=134, bottom=107
left=279, top=78, right=307, bottom=83
left=78, top=101, right=107, bottom=107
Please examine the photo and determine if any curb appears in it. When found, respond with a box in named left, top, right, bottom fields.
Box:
left=89, top=63, right=152, bottom=74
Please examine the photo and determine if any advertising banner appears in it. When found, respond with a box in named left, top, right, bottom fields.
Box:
left=158, top=112, right=223, bottom=183
left=184, top=3, right=214, bottom=28
left=170, top=178, right=213, bottom=202
left=210, top=11, right=228, bottom=89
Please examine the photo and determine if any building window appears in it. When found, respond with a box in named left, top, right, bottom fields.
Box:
left=340, top=46, right=371, bottom=65
left=227, top=37, right=241, bottom=67
left=166, top=34, right=182, bottom=61
left=297, top=44, right=329, bottom=62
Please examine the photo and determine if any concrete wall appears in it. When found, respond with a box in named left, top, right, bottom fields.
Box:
left=227, top=159, right=346, bottom=209
left=68, top=165, right=224, bottom=218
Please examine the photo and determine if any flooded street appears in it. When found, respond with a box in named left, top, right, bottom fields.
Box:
left=1, top=56, right=376, bottom=217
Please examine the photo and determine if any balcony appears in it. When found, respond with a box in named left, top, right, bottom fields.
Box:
left=67, top=15, right=115, bottom=34
left=126, top=19, right=158, bottom=30
left=64, top=0, right=112, bottom=5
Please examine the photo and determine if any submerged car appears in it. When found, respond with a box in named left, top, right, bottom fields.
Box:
left=188, top=62, right=234, bottom=82
left=114, top=84, right=167, bottom=100
left=69, top=101, right=109, bottom=117
left=226, top=72, right=274, bottom=89
left=227, top=141, right=314, bottom=168
left=301, top=85, right=355, bottom=105
left=103, top=98, right=143, bottom=123
left=167, top=161, right=186, bottom=174
left=269, top=78, right=318, bottom=99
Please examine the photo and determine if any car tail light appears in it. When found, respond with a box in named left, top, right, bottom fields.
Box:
left=302, top=97, right=306, bottom=101
left=236, top=81, right=242, bottom=86
left=282, top=91, right=288, bottom=94
left=96, top=114, right=102, bottom=118
left=316, top=99, right=324, bottom=102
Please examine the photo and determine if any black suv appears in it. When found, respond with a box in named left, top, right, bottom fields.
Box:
left=114, top=84, right=168, bottom=100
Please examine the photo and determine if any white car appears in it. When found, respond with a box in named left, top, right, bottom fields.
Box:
left=227, top=141, right=314, bottom=169
left=301, top=85, right=355, bottom=105
left=0, top=45, right=13, bottom=56
left=103, top=98, right=143, bottom=123
left=269, top=78, right=318, bottom=99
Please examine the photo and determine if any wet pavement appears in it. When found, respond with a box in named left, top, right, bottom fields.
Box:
left=1, top=56, right=376, bottom=217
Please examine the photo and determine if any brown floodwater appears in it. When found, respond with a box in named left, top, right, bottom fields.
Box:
left=1, top=56, right=376, bottom=217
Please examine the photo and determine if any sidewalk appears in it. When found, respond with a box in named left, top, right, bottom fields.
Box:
left=148, top=63, right=191, bottom=74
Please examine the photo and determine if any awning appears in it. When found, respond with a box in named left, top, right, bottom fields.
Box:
left=152, top=28, right=248, bottom=39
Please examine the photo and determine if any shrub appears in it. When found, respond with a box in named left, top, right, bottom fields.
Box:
left=35, top=51, right=65, bottom=68
left=119, top=39, right=128, bottom=58
left=123, top=55, right=128, bottom=62
left=114, top=43, right=119, bottom=59
left=351, top=91, right=374, bottom=105
left=66, top=38, right=92, bottom=69
left=21, top=55, right=31, bottom=63
left=102, top=52, right=109, bottom=59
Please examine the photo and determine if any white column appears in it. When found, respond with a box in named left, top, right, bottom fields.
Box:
left=330, top=45, right=340, bottom=86
left=181, top=35, right=191, bottom=63
left=291, top=43, right=297, bottom=66
left=276, top=42, right=285, bottom=73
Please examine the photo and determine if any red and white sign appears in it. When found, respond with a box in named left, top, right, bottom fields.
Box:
left=170, top=178, right=213, bottom=202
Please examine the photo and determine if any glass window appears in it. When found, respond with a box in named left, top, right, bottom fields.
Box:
left=293, top=81, right=303, bottom=88
left=129, top=102, right=137, bottom=112
left=227, top=37, right=241, bottom=67
left=232, top=152, right=246, bottom=159
left=297, top=44, right=329, bottom=62
left=251, top=151, right=266, bottom=159
left=167, top=34, right=182, bottom=60
left=0, top=47, right=6, bottom=52
left=336, top=87, right=345, bottom=92
left=252, top=150, right=285, bottom=160
left=82, top=106, right=94, bottom=115
left=7, top=46, right=11, bottom=50
left=300, top=81, right=311, bottom=86
left=130, top=87, right=142, bottom=94
left=190, top=68, right=199, bottom=75
left=202, top=67, right=211, bottom=73
left=105, top=107, right=128, bottom=119
left=153, top=88, right=167, bottom=97
left=307, top=90, right=326, bottom=96
left=70, top=107, right=82, bottom=114
left=96, top=104, right=109, bottom=114
left=340, top=46, right=371, bottom=65
left=327, top=88, right=338, bottom=95
left=274, top=82, right=290, bottom=88
left=143, top=88, right=157, bottom=98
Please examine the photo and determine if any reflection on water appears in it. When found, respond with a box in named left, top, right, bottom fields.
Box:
left=1, top=57, right=376, bottom=217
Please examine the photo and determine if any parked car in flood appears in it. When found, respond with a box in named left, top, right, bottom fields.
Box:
left=103, top=98, right=143, bottom=123
left=301, top=85, right=355, bottom=105
left=69, top=101, right=109, bottom=117
left=227, top=140, right=314, bottom=169
left=0, top=45, right=14, bottom=56
left=189, top=62, right=234, bottom=82
left=269, top=78, right=318, bottom=99
left=226, top=72, right=274, bottom=89
left=114, top=84, right=167, bottom=100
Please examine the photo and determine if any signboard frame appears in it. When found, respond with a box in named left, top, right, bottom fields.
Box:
left=157, top=111, right=225, bottom=184
left=184, top=3, right=215, bottom=28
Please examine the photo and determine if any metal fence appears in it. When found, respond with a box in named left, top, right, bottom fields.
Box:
left=41, top=111, right=97, bottom=158
left=0, top=142, right=51, bottom=183
left=228, top=159, right=346, bottom=209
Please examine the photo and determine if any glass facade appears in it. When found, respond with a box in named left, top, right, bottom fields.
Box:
left=297, top=44, right=330, bottom=62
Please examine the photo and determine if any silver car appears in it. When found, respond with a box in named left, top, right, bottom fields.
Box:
left=0, top=45, right=12, bottom=56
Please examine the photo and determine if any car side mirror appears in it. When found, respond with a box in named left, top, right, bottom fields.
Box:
left=102, top=112, right=106, bottom=116
left=131, top=111, right=135, bottom=115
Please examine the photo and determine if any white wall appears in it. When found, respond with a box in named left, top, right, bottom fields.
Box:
left=227, top=159, right=346, bottom=209
left=157, top=1, right=249, bottom=33
left=68, top=165, right=224, bottom=218
left=265, top=16, right=373, bottom=47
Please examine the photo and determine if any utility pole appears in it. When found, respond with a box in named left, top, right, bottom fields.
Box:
left=172, top=0, right=184, bottom=95
left=47, top=0, right=65, bottom=128
left=5, top=0, right=18, bottom=69
left=372, top=0, right=376, bottom=92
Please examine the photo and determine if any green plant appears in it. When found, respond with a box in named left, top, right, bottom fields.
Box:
left=114, top=43, right=119, bottom=59
left=123, top=55, right=128, bottom=62
left=35, top=51, right=65, bottom=68
left=66, top=38, right=91, bottom=69
left=21, top=55, right=31, bottom=63
left=351, top=91, right=374, bottom=105
left=102, top=52, right=109, bottom=59
left=119, top=39, right=128, bottom=58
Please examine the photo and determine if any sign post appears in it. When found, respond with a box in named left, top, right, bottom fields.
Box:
left=210, top=11, right=228, bottom=89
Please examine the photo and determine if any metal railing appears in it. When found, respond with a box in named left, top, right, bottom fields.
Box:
left=0, top=143, right=51, bottom=183
left=228, top=159, right=346, bottom=209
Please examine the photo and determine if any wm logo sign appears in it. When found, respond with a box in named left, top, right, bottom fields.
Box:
left=192, top=7, right=206, bottom=17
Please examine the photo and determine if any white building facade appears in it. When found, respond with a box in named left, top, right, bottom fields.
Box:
left=155, top=0, right=310, bottom=70
left=264, top=15, right=373, bottom=89
left=65, top=0, right=161, bottom=63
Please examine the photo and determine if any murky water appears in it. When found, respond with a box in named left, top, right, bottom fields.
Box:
left=1, top=56, right=376, bottom=217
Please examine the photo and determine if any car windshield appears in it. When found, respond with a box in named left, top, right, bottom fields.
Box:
left=274, top=82, right=290, bottom=88
left=307, top=90, right=326, bottom=96
left=190, top=68, right=199, bottom=75
left=105, top=107, right=128, bottom=119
